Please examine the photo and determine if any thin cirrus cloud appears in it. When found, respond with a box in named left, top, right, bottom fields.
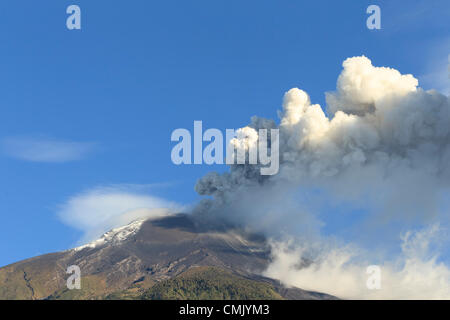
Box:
left=418, top=39, right=450, bottom=95
left=1, top=136, right=95, bottom=163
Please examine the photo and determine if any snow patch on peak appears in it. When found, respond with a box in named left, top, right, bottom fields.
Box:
left=73, top=218, right=146, bottom=251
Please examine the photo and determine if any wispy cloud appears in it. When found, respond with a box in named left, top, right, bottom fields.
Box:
left=264, top=225, right=450, bottom=299
left=418, top=38, right=450, bottom=95
left=1, top=136, right=95, bottom=163
left=57, top=184, right=183, bottom=244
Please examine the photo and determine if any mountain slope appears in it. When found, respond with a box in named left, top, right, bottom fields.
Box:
left=0, top=214, right=336, bottom=300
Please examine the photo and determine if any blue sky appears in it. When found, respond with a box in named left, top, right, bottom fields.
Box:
left=0, top=0, right=448, bottom=267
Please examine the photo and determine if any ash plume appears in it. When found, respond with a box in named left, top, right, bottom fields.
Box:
left=195, top=56, right=450, bottom=230
left=192, top=56, right=450, bottom=298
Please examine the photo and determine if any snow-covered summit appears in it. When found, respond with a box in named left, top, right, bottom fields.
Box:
left=73, top=218, right=146, bottom=251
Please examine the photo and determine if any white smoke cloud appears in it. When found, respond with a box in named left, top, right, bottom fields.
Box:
left=193, top=56, right=450, bottom=298
left=58, top=185, right=182, bottom=244
left=326, top=56, right=419, bottom=116
left=264, top=225, right=450, bottom=299
left=196, top=55, right=450, bottom=223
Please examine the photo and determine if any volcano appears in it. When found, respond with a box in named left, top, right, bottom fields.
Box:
left=0, top=214, right=336, bottom=300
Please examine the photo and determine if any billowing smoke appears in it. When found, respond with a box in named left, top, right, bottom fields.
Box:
left=264, top=225, right=450, bottom=299
left=195, top=56, right=450, bottom=225
left=193, top=56, right=450, bottom=298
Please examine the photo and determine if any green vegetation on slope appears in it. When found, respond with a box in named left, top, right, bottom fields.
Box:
left=139, top=267, right=284, bottom=300
left=45, top=275, right=108, bottom=300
